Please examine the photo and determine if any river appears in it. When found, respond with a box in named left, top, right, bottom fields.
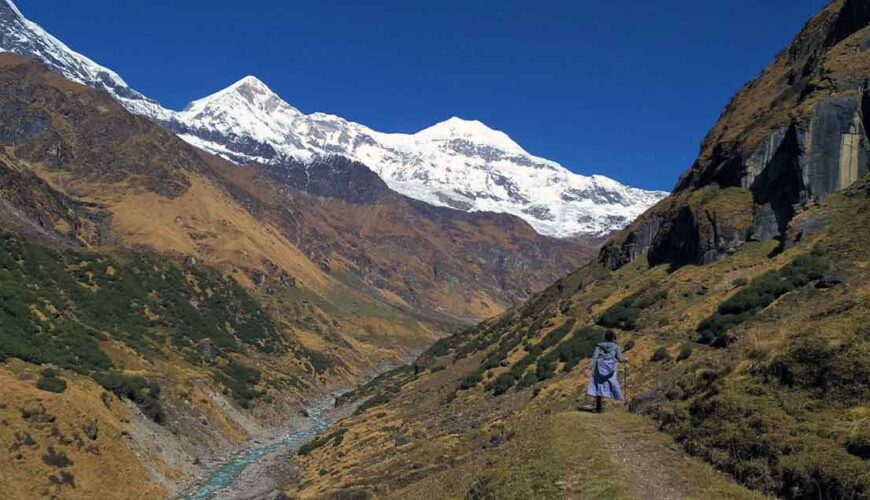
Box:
left=182, top=400, right=335, bottom=500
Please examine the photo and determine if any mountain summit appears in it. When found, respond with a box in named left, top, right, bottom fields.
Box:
left=174, top=79, right=667, bottom=237
left=0, top=0, right=666, bottom=238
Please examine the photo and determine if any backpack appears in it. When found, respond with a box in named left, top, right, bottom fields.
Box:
left=595, top=357, right=616, bottom=379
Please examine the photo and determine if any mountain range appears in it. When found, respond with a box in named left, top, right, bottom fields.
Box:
left=0, top=2, right=600, bottom=495
left=0, top=0, right=666, bottom=239
left=1, top=0, right=867, bottom=499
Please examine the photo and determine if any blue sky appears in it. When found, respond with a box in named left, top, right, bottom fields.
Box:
left=19, top=0, right=827, bottom=191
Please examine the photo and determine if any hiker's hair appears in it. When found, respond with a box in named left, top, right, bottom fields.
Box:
left=604, top=330, right=616, bottom=342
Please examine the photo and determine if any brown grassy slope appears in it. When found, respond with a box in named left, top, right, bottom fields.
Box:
left=0, top=53, right=445, bottom=380
left=207, top=155, right=594, bottom=322
left=0, top=361, right=167, bottom=500
left=286, top=346, right=762, bottom=499
left=0, top=52, right=592, bottom=329
left=288, top=174, right=869, bottom=499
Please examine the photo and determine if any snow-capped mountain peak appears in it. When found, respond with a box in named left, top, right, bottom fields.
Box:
left=184, top=75, right=289, bottom=113
left=0, top=1, right=668, bottom=238
left=413, top=116, right=528, bottom=156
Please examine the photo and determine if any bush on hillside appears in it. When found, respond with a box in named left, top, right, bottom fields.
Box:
left=598, top=298, right=642, bottom=330
left=459, top=370, right=483, bottom=390
left=537, top=319, right=576, bottom=350
left=517, top=372, right=539, bottom=388
left=554, top=326, right=604, bottom=371
left=489, top=373, right=516, bottom=396
left=698, top=252, right=829, bottom=346
left=298, top=428, right=348, bottom=456
left=598, top=289, right=667, bottom=330
left=42, top=446, right=73, bottom=468
left=215, top=360, right=262, bottom=409
left=651, top=347, right=671, bottom=363
left=676, top=344, right=693, bottom=361
left=36, top=370, right=67, bottom=394
left=95, top=372, right=165, bottom=424
left=765, top=334, right=869, bottom=406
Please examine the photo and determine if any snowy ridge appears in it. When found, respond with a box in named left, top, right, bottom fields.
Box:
left=176, top=77, right=667, bottom=237
left=0, top=0, right=667, bottom=238
left=0, top=0, right=172, bottom=121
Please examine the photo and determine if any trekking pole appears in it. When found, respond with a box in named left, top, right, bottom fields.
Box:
left=622, top=364, right=628, bottom=401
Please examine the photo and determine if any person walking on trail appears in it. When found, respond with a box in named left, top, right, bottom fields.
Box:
left=584, top=330, right=626, bottom=413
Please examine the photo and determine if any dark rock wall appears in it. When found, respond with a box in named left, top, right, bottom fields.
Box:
left=599, top=1, right=869, bottom=271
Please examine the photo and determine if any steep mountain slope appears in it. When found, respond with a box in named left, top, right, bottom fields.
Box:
left=0, top=0, right=666, bottom=239
left=0, top=0, right=170, bottom=121
left=600, top=0, right=869, bottom=270
left=0, top=52, right=590, bottom=496
left=213, top=154, right=591, bottom=320
left=283, top=2, right=870, bottom=498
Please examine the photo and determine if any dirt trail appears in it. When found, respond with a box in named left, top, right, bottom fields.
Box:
left=573, top=408, right=765, bottom=500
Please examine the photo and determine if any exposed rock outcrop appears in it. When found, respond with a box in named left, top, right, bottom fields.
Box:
left=601, top=0, right=870, bottom=270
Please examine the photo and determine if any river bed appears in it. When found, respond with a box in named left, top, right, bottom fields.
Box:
left=181, top=398, right=342, bottom=500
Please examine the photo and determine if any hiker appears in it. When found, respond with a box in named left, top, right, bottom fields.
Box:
left=584, top=330, right=626, bottom=413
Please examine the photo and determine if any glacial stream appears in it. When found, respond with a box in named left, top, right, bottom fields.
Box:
left=184, top=403, right=331, bottom=500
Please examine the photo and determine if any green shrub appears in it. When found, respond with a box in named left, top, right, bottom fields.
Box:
left=598, top=289, right=668, bottom=330
left=488, top=372, right=516, bottom=396
left=598, top=298, right=641, bottom=330
left=535, top=359, right=556, bottom=381
left=517, top=372, right=539, bottom=388
left=676, top=345, right=693, bottom=361
left=36, top=374, right=67, bottom=394
left=42, top=446, right=72, bottom=468
left=554, top=326, right=604, bottom=372
left=651, top=347, right=671, bottom=362
left=731, top=277, right=749, bottom=287
left=537, top=318, right=576, bottom=350
left=425, top=337, right=453, bottom=357
left=766, top=334, right=869, bottom=406
left=298, top=428, right=348, bottom=456
left=95, top=372, right=165, bottom=423
left=215, top=360, right=262, bottom=408
left=459, top=370, right=483, bottom=390
left=698, top=253, right=829, bottom=346
left=301, top=349, right=332, bottom=374
left=845, top=433, right=870, bottom=460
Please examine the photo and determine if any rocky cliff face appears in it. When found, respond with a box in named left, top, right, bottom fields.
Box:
left=601, top=0, right=870, bottom=270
